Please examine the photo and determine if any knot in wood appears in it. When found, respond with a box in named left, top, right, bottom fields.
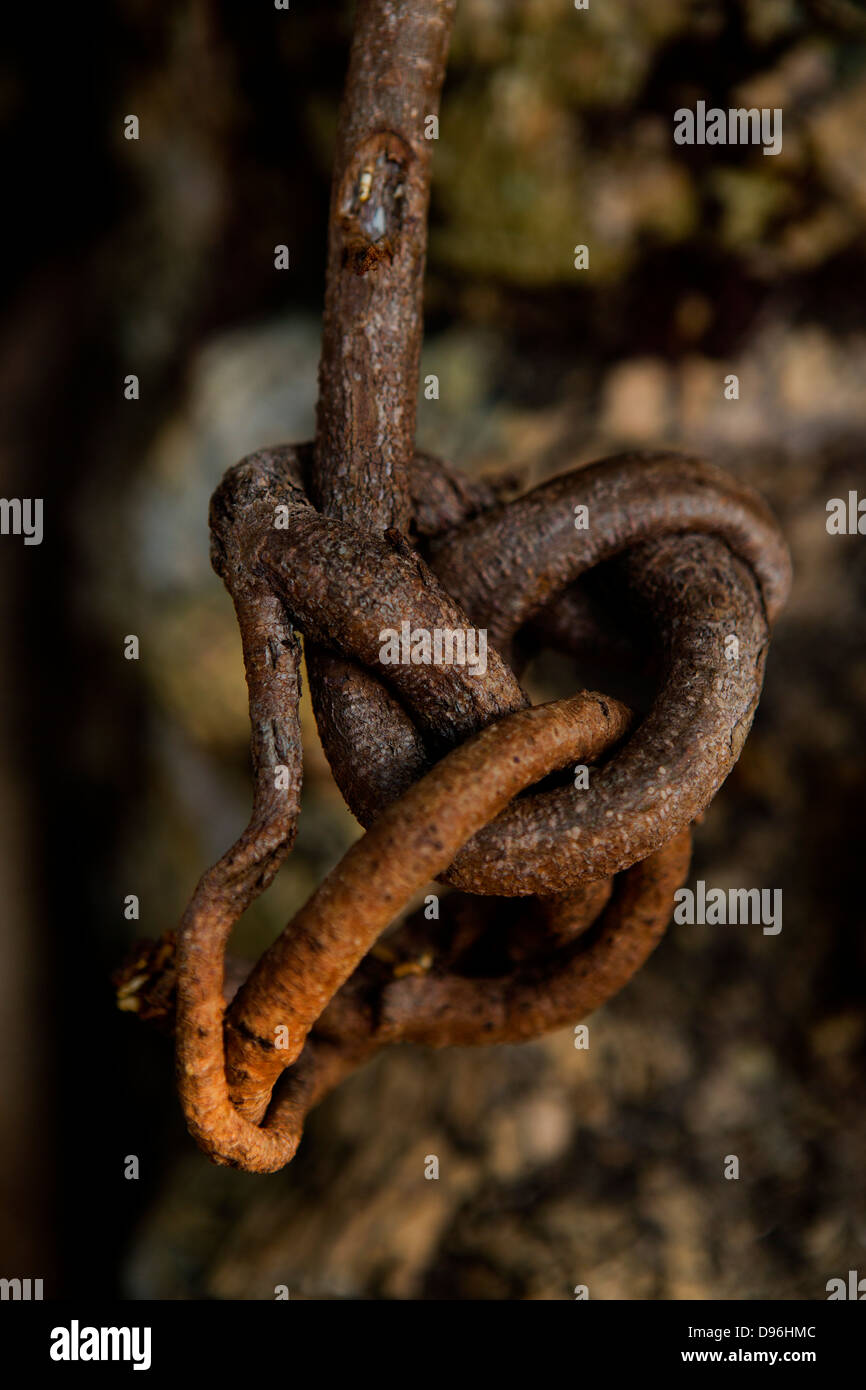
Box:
left=118, top=442, right=789, bottom=1173
left=115, top=0, right=791, bottom=1174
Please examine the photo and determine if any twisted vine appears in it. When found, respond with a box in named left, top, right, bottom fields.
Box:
left=116, top=0, right=791, bottom=1174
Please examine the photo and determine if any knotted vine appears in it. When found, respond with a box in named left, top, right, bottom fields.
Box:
left=116, top=0, right=791, bottom=1173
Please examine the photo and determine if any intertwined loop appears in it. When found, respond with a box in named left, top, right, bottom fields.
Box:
left=115, top=0, right=791, bottom=1174
left=116, top=443, right=789, bottom=1172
